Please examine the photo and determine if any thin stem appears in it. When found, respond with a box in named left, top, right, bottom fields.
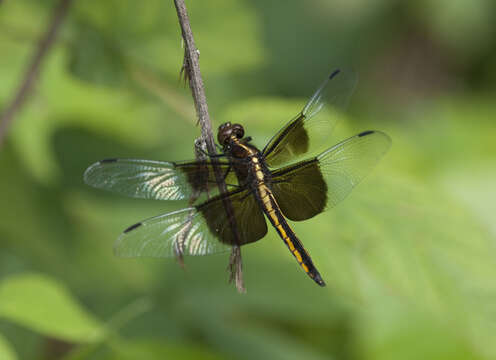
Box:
left=173, top=0, right=245, bottom=292
left=0, top=0, right=73, bottom=147
left=173, top=0, right=213, bottom=148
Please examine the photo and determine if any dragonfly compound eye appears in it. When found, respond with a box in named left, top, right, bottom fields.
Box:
left=232, top=124, right=245, bottom=139
left=218, top=122, right=233, bottom=145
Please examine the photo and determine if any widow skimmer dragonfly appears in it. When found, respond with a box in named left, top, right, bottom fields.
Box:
left=84, top=69, right=391, bottom=287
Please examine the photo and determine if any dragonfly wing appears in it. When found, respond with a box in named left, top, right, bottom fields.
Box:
left=271, top=130, right=391, bottom=221
left=84, top=158, right=236, bottom=201
left=115, top=188, right=268, bottom=258
left=263, top=69, right=357, bottom=168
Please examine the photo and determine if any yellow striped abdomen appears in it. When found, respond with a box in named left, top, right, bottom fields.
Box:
left=255, top=180, right=325, bottom=286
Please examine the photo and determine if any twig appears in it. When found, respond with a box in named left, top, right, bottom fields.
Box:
left=173, top=0, right=245, bottom=293
left=0, top=0, right=73, bottom=147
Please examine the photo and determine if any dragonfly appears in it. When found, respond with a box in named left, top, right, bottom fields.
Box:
left=83, top=69, right=391, bottom=287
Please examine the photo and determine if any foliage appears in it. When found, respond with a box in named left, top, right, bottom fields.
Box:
left=0, top=0, right=495, bottom=359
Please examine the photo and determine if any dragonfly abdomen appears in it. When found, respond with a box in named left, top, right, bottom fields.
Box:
left=256, top=183, right=325, bottom=286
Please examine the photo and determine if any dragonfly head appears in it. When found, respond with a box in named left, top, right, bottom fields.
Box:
left=217, top=122, right=245, bottom=146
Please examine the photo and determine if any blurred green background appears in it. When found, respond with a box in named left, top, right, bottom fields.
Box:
left=1, top=0, right=496, bottom=359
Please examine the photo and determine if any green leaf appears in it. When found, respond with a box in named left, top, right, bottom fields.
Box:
left=0, top=334, right=18, bottom=360
left=0, top=273, right=104, bottom=343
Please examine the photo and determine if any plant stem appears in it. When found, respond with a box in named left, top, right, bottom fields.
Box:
left=173, top=0, right=245, bottom=292
left=0, top=0, right=73, bottom=147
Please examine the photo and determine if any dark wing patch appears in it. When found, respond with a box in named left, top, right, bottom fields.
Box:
left=197, top=189, right=268, bottom=246
left=271, top=130, right=391, bottom=219
left=115, top=188, right=267, bottom=258
left=262, top=113, right=309, bottom=167
left=271, top=160, right=327, bottom=221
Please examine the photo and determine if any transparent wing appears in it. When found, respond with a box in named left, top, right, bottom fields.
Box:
left=271, top=130, right=391, bottom=221
left=114, top=208, right=230, bottom=258
left=84, top=158, right=236, bottom=201
left=263, top=69, right=357, bottom=168
left=115, top=188, right=268, bottom=258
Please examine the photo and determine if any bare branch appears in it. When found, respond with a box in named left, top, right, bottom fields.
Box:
left=0, top=0, right=73, bottom=147
left=173, top=0, right=245, bottom=293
